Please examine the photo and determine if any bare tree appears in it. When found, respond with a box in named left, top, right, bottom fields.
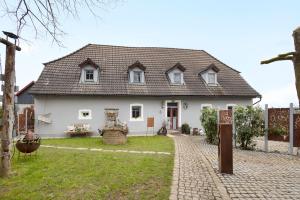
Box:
left=0, top=0, right=120, bottom=45
left=261, top=27, right=300, bottom=107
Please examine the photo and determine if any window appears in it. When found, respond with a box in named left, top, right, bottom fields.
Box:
left=173, top=72, right=182, bottom=84
left=85, top=70, right=94, bottom=82
left=79, top=109, right=92, bottom=120
left=130, top=104, right=143, bottom=121
left=208, top=73, right=216, bottom=84
left=133, top=71, right=142, bottom=83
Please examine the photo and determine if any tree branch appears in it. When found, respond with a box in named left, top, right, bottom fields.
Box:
left=1, top=0, right=121, bottom=46
left=260, top=52, right=295, bottom=65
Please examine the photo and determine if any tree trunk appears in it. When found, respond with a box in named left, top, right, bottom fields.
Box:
left=0, top=44, right=16, bottom=178
left=293, top=27, right=300, bottom=107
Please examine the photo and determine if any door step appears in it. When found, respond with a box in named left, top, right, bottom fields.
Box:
left=167, top=130, right=181, bottom=135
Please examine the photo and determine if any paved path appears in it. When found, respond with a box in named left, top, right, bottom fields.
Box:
left=170, top=135, right=300, bottom=200
left=170, top=135, right=229, bottom=200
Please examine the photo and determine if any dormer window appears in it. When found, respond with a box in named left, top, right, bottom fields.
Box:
left=199, top=64, right=220, bottom=86
left=166, top=62, right=186, bottom=85
left=133, top=71, right=142, bottom=83
left=173, top=72, right=182, bottom=84
left=85, top=70, right=94, bottom=82
left=207, top=72, right=216, bottom=84
left=78, top=58, right=99, bottom=84
left=128, top=61, right=146, bottom=84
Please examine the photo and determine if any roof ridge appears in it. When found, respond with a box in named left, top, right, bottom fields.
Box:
left=88, top=43, right=206, bottom=52
left=43, top=43, right=92, bottom=65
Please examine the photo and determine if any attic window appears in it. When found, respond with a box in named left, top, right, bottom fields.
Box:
left=208, top=72, right=216, bottom=84
left=173, top=72, right=182, bottom=84
left=128, top=61, right=146, bottom=84
left=85, top=70, right=94, bottom=82
left=133, top=71, right=142, bottom=83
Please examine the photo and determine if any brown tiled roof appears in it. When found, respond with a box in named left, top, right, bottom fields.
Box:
left=30, top=44, right=260, bottom=97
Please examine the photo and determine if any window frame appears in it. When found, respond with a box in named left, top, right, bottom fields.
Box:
left=207, top=72, right=216, bottom=85
left=130, top=104, right=144, bottom=121
left=173, top=72, right=182, bottom=84
left=85, top=69, right=95, bottom=82
left=133, top=71, right=142, bottom=83
left=78, top=109, right=92, bottom=120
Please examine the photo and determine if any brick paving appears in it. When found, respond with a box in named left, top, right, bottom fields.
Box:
left=170, top=135, right=300, bottom=200
left=254, top=136, right=290, bottom=154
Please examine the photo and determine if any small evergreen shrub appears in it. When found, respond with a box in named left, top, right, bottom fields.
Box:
left=181, top=123, right=190, bottom=134
left=200, top=108, right=218, bottom=144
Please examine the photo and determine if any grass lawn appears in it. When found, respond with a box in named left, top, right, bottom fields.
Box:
left=0, top=136, right=174, bottom=200
left=42, top=135, right=174, bottom=152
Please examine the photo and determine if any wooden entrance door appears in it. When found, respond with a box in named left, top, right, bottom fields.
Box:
left=167, top=102, right=178, bottom=129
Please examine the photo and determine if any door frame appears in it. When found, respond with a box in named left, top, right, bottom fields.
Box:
left=164, top=100, right=182, bottom=129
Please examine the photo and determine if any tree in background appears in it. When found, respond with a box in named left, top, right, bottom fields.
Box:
left=261, top=27, right=300, bottom=107
left=0, top=0, right=120, bottom=45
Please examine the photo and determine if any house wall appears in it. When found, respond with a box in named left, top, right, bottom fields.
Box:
left=17, top=89, right=34, bottom=104
left=34, top=95, right=252, bottom=137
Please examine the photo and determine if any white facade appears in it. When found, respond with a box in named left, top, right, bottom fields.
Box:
left=34, top=95, right=252, bottom=137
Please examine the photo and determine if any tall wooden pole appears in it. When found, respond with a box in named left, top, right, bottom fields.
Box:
left=0, top=37, right=20, bottom=178
left=293, top=28, right=300, bottom=107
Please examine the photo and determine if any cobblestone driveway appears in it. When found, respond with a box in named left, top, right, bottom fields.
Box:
left=170, top=135, right=300, bottom=200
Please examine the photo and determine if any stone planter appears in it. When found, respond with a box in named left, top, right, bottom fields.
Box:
left=102, top=127, right=127, bottom=145
left=102, top=108, right=128, bottom=145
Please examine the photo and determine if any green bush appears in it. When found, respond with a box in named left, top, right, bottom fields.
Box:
left=234, top=106, right=264, bottom=150
left=181, top=123, right=190, bottom=134
left=200, top=108, right=218, bottom=144
left=269, top=124, right=287, bottom=136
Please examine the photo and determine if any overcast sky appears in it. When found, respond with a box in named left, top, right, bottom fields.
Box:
left=0, top=0, right=299, bottom=107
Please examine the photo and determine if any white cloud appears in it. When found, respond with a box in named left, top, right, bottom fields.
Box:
left=259, top=83, right=298, bottom=107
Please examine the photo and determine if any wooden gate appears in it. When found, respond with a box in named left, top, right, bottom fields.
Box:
left=293, top=113, right=300, bottom=147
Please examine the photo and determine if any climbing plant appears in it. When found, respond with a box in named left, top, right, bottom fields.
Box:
left=200, top=108, right=218, bottom=144
left=234, top=106, right=265, bottom=150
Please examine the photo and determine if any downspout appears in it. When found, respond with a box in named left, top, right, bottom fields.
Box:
left=253, top=96, right=262, bottom=106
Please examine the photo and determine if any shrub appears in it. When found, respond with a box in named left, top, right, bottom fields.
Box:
left=181, top=123, right=190, bottom=134
left=234, top=106, right=264, bottom=150
left=269, top=124, right=287, bottom=136
left=200, top=108, right=218, bottom=144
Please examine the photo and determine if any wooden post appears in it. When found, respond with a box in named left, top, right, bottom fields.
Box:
left=232, top=107, right=236, bottom=148
left=218, top=124, right=233, bottom=174
left=289, top=103, right=294, bottom=155
left=0, top=37, right=20, bottom=178
left=25, top=109, right=28, bottom=133
left=264, top=104, right=268, bottom=152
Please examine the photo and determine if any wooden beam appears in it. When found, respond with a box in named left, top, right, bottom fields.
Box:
left=0, top=37, right=21, bottom=51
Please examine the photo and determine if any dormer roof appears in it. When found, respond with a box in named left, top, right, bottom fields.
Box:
left=128, top=61, right=146, bottom=71
left=199, top=63, right=220, bottom=74
left=166, top=62, right=186, bottom=74
left=78, top=58, right=99, bottom=69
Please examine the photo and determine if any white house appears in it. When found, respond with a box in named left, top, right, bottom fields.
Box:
left=30, top=44, right=260, bottom=137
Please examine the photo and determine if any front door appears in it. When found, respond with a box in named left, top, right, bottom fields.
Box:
left=167, top=103, right=178, bottom=129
